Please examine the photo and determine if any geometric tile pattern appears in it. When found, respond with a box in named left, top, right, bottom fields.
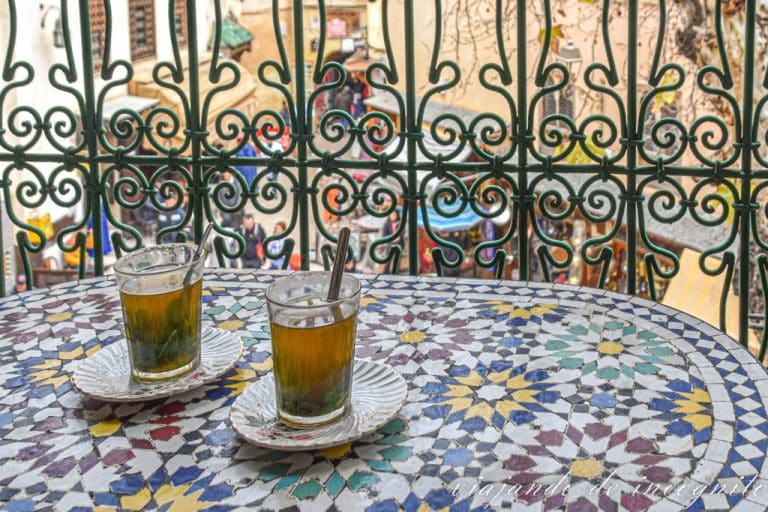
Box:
left=0, top=271, right=767, bottom=511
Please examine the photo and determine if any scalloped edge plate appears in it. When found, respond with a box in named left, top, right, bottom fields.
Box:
left=72, top=326, right=243, bottom=402
left=230, top=360, right=408, bottom=451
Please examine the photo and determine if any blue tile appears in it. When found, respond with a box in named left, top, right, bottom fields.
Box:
left=459, top=417, right=486, bottom=432
left=367, top=500, right=400, bottom=512
left=3, top=499, right=35, bottom=512
left=199, top=483, right=234, bottom=502
left=426, top=489, right=455, bottom=509
left=171, top=466, right=204, bottom=486
left=110, top=474, right=144, bottom=495
left=667, top=421, right=693, bottom=437
left=444, top=449, right=472, bottom=467
left=204, top=429, right=236, bottom=446
left=403, top=493, right=421, bottom=512
left=147, top=468, right=167, bottom=492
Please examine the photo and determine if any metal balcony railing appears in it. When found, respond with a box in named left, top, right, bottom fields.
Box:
left=1, top=0, right=767, bottom=358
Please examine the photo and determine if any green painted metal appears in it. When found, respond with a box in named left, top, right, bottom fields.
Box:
left=218, top=19, right=255, bottom=49
left=0, top=0, right=767, bottom=357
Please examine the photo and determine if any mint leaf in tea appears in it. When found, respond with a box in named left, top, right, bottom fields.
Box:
left=271, top=303, right=356, bottom=424
left=120, top=279, right=202, bottom=381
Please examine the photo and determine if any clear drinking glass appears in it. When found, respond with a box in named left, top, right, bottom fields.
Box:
left=266, top=272, right=361, bottom=428
left=113, top=244, right=204, bottom=382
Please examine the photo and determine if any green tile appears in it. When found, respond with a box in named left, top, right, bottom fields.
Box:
left=275, top=472, right=301, bottom=491
left=546, top=340, right=569, bottom=350
left=365, top=459, right=394, bottom=472
left=569, top=325, right=588, bottom=336
left=292, top=480, right=323, bottom=500
left=621, top=365, right=635, bottom=378
left=596, top=367, right=619, bottom=380
left=604, top=321, right=624, bottom=330
left=560, top=358, right=583, bottom=369
left=326, top=472, right=345, bottom=497
left=638, top=330, right=658, bottom=339
left=634, top=363, right=659, bottom=375
left=258, top=463, right=291, bottom=482
left=378, top=419, right=406, bottom=434
left=380, top=446, right=411, bottom=462
left=376, top=434, right=409, bottom=445
left=229, top=303, right=242, bottom=314
left=347, top=471, right=379, bottom=491
left=581, top=361, right=596, bottom=374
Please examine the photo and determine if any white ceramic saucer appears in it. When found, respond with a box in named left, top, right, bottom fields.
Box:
left=230, top=360, right=408, bottom=451
left=72, top=326, right=243, bottom=402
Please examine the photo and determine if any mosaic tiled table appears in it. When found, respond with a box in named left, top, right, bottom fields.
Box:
left=1, top=270, right=768, bottom=512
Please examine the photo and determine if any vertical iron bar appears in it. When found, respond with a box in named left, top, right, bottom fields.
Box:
left=293, top=0, right=310, bottom=270
left=78, top=0, right=103, bottom=274
left=516, top=0, right=528, bottom=280
left=740, top=0, right=756, bottom=345
left=404, top=0, right=418, bottom=275
left=625, top=0, right=638, bottom=295
left=0, top=203, right=5, bottom=297
left=187, top=0, right=203, bottom=241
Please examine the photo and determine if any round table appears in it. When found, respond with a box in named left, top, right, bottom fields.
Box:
left=1, top=271, right=767, bottom=511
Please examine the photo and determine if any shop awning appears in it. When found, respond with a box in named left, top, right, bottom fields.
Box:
left=417, top=203, right=484, bottom=232
left=129, top=56, right=258, bottom=150
left=216, top=18, right=254, bottom=49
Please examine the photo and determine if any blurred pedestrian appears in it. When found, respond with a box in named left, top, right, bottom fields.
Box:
left=238, top=214, right=266, bottom=269
left=235, top=137, right=258, bottom=189
left=268, top=221, right=288, bottom=269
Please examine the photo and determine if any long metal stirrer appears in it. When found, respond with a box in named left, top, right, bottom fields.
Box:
left=326, top=227, right=351, bottom=302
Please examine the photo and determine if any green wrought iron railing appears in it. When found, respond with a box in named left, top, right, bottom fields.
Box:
left=1, top=0, right=767, bottom=356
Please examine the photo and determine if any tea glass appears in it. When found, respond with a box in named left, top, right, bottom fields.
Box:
left=113, top=244, right=204, bottom=382
left=266, top=272, right=361, bottom=428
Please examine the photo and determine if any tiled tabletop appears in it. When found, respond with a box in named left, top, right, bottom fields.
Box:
left=0, top=270, right=767, bottom=511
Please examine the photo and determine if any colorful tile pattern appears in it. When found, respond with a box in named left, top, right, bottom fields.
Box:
left=0, top=271, right=767, bottom=511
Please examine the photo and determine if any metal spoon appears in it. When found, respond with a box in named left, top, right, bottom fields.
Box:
left=327, top=227, right=351, bottom=302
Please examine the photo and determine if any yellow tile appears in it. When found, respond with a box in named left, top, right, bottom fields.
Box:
left=29, top=370, right=57, bottom=383
left=47, top=312, right=73, bottom=323
left=444, top=385, right=472, bottom=398
left=360, top=296, right=380, bottom=307
left=495, top=399, right=524, bottom=418
left=89, top=418, right=122, bottom=437
left=252, top=359, right=273, bottom=372
left=166, top=490, right=207, bottom=512
left=465, top=402, right=494, bottom=421
left=400, top=331, right=425, bottom=344
left=455, top=371, right=483, bottom=387
left=321, top=442, right=352, bottom=459
left=444, top=397, right=473, bottom=414
left=682, top=388, right=711, bottom=404
left=598, top=341, right=623, bottom=355
left=510, top=389, right=538, bottom=404
left=86, top=345, right=102, bottom=357
left=120, top=487, right=151, bottom=511
left=32, top=359, right=61, bottom=370
left=683, top=413, right=713, bottom=431
left=218, top=320, right=245, bottom=332
left=59, top=346, right=84, bottom=360
left=154, top=483, right=190, bottom=506
left=43, top=375, right=70, bottom=389
left=571, top=458, right=603, bottom=479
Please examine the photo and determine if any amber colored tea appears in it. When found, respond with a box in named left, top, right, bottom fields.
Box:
left=271, top=306, right=356, bottom=425
left=120, top=279, right=202, bottom=381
